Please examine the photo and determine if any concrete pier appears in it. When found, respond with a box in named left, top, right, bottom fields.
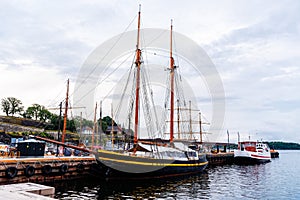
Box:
left=0, top=182, right=55, bottom=199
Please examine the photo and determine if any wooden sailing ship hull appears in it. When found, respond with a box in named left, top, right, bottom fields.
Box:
left=95, top=149, right=208, bottom=180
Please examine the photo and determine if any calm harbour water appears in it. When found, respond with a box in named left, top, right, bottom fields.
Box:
left=53, top=150, right=300, bottom=199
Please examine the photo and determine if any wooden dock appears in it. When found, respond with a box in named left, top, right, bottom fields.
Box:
left=0, top=151, right=236, bottom=187
left=0, top=156, right=96, bottom=185
left=205, top=152, right=234, bottom=166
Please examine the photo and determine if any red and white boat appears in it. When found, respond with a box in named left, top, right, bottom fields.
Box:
left=234, top=141, right=271, bottom=164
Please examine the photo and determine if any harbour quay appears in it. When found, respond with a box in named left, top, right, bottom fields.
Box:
left=0, top=182, right=55, bottom=199
left=0, top=152, right=234, bottom=185
left=0, top=156, right=96, bottom=185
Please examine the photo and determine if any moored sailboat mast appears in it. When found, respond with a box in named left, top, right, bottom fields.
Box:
left=62, top=79, right=69, bottom=144
left=134, top=5, right=142, bottom=145
left=91, top=7, right=208, bottom=179
left=169, top=20, right=175, bottom=143
left=92, top=102, right=97, bottom=150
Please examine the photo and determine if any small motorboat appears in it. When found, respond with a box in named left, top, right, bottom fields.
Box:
left=234, top=141, right=271, bottom=164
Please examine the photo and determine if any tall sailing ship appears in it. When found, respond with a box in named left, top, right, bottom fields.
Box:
left=95, top=6, right=208, bottom=180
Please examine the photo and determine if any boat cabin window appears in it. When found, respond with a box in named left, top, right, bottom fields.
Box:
left=241, top=144, right=245, bottom=151
left=240, top=142, right=257, bottom=152
left=160, top=151, right=185, bottom=159
left=186, top=151, right=197, bottom=158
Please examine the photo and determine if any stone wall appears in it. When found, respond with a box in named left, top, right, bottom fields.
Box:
left=0, top=122, right=44, bottom=133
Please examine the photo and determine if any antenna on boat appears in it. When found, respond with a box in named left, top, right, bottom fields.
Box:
left=134, top=5, right=142, bottom=146
left=238, top=131, right=240, bottom=150
left=227, top=130, right=230, bottom=152
left=170, top=19, right=175, bottom=143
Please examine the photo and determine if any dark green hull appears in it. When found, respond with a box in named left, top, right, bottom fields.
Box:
left=95, top=149, right=208, bottom=180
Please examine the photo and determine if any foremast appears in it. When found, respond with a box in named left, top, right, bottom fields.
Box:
left=169, top=20, right=175, bottom=143
left=134, top=5, right=142, bottom=145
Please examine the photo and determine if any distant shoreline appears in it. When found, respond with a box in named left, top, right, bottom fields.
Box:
left=266, top=141, right=300, bottom=150
left=1, top=116, right=300, bottom=150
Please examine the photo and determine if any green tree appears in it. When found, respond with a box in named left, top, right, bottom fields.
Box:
left=67, top=119, right=77, bottom=132
left=73, top=116, right=94, bottom=129
left=39, top=108, right=52, bottom=122
left=23, top=104, right=40, bottom=119
left=1, top=98, right=10, bottom=116
left=45, top=114, right=77, bottom=132
left=46, top=114, right=61, bottom=130
left=23, top=104, right=52, bottom=122
left=101, top=116, right=116, bottom=132
left=1, top=97, right=23, bottom=116
left=8, top=97, right=23, bottom=116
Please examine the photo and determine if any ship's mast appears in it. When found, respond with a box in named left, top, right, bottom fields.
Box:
left=199, top=112, right=202, bottom=143
left=92, top=102, right=97, bottom=150
left=99, top=100, right=102, bottom=141
left=170, top=20, right=175, bottom=143
left=111, top=103, right=114, bottom=148
left=134, top=5, right=142, bottom=145
left=62, top=79, right=69, bottom=144
left=177, top=99, right=180, bottom=140
left=189, top=100, right=192, bottom=140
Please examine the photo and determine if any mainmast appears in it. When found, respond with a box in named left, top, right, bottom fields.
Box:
left=134, top=5, right=142, bottom=145
left=170, top=20, right=175, bottom=143
left=177, top=99, right=180, bottom=140
left=61, top=79, right=69, bottom=144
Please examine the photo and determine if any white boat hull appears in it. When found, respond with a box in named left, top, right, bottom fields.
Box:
left=234, top=150, right=271, bottom=164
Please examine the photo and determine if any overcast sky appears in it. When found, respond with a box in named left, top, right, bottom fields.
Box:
left=0, top=0, right=299, bottom=143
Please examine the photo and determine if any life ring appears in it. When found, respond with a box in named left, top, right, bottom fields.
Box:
left=60, top=164, right=68, bottom=174
left=6, top=167, right=18, bottom=179
left=24, top=165, right=35, bottom=177
left=76, top=163, right=84, bottom=173
left=42, top=165, right=52, bottom=175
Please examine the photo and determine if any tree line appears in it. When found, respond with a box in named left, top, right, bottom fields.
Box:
left=1, top=97, right=78, bottom=132
left=1, top=97, right=117, bottom=133
left=266, top=141, right=300, bottom=150
left=1, top=97, right=51, bottom=121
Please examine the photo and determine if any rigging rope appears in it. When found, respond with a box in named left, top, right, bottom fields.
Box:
left=161, top=74, right=170, bottom=139
left=114, top=55, right=136, bottom=122
left=69, top=14, right=138, bottom=101
left=73, top=51, right=135, bottom=106
left=141, top=67, right=155, bottom=139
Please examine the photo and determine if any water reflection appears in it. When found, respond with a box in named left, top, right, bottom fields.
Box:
left=54, top=173, right=210, bottom=199
left=52, top=151, right=300, bottom=199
